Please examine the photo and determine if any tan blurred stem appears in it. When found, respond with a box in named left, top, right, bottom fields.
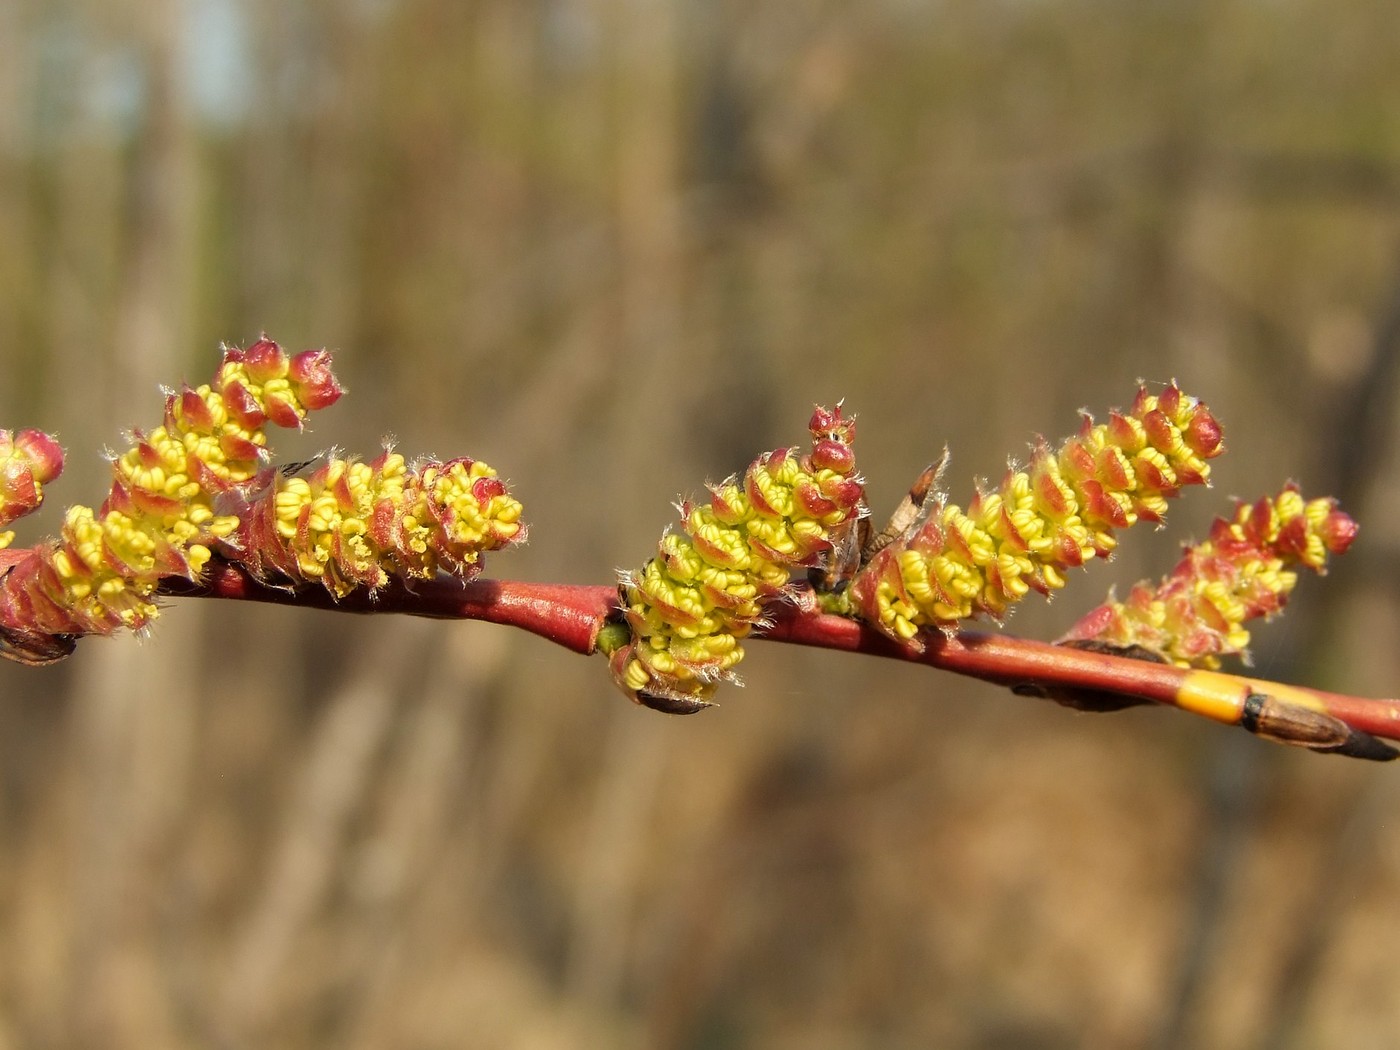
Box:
left=149, top=558, right=1400, bottom=757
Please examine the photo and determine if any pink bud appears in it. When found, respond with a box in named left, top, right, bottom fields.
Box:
left=263, top=393, right=305, bottom=430
left=242, top=338, right=288, bottom=383
left=1245, top=497, right=1275, bottom=545
left=707, top=484, right=745, bottom=524
left=1133, top=502, right=1166, bottom=526
left=178, top=386, right=215, bottom=432
left=0, top=459, right=37, bottom=508
left=472, top=475, right=506, bottom=502
left=329, top=469, right=355, bottom=508
left=747, top=536, right=788, bottom=565
left=102, top=481, right=137, bottom=518
left=1129, top=386, right=1153, bottom=418
left=1184, top=406, right=1224, bottom=456
left=1061, top=602, right=1120, bottom=643
left=306, top=460, right=335, bottom=486
left=1141, top=409, right=1177, bottom=453
left=1275, top=513, right=1309, bottom=561
left=809, top=438, right=854, bottom=473
left=1058, top=438, right=1094, bottom=481
left=130, top=433, right=167, bottom=470
left=823, top=476, right=864, bottom=510
left=701, top=580, right=747, bottom=609
left=906, top=517, right=946, bottom=556
left=997, top=506, right=1030, bottom=553
left=14, top=429, right=64, bottom=484
left=794, top=478, right=837, bottom=518
left=128, top=487, right=182, bottom=520
left=1173, top=464, right=1207, bottom=487
left=808, top=404, right=855, bottom=443
left=1097, top=447, right=1133, bottom=491
left=1321, top=508, right=1358, bottom=555
left=744, top=471, right=779, bottom=517
left=847, top=545, right=898, bottom=622
left=1053, top=530, right=1087, bottom=568
left=369, top=499, right=400, bottom=551
left=180, top=458, right=218, bottom=499
left=1034, top=467, right=1070, bottom=517
left=152, top=540, right=195, bottom=580
left=289, top=349, right=344, bottom=411
left=220, top=380, right=265, bottom=428
left=219, top=432, right=265, bottom=465
left=1158, top=383, right=1183, bottom=417
left=1106, top=411, right=1140, bottom=450
left=809, top=405, right=839, bottom=432
left=1078, top=480, right=1128, bottom=528
left=1133, top=455, right=1174, bottom=494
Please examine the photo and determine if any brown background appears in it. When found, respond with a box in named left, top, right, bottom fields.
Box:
left=2, top=1, right=1399, bottom=1047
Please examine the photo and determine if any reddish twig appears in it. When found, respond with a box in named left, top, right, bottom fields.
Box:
left=160, top=558, right=616, bottom=656
left=761, top=595, right=1400, bottom=754
left=160, top=558, right=1400, bottom=760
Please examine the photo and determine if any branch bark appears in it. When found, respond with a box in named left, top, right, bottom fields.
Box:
left=156, top=558, right=1400, bottom=759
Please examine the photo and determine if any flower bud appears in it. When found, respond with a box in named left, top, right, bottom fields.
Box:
left=1062, top=485, right=1355, bottom=668
left=0, top=428, right=65, bottom=539
left=14, top=429, right=64, bottom=485
left=289, top=349, right=344, bottom=411
left=0, top=340, right=347, bottom=653
left=851, top=384, right=1225, bottom=646
left=613, top=404, right=865, bottom=710
left=241, top=338, right=288, bottom=384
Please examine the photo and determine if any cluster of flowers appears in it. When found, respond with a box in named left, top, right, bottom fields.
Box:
left=610, top=405, right=865, bottom=711
left=1062, top=484, right=1357, bottom=668
left=0, top=429, right=65, bottom=550
left=0, top=340, right=343, bottom=640
left=0, top=340, right=523, bottom=657
left=234, top=449, right=524, bottom=597
left=0, top=353, right=1361, bottom=707
left=848, top=384, right=1225, bottom=645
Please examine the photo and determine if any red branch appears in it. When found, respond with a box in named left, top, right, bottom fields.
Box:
left=157, top=559, right=1400, bottom=750
left=760, top=600, right=1400, bottom=744
left=161, top=560, right=616, bottom=655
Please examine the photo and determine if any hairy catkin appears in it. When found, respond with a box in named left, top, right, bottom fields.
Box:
left=850, top=383, right=1224, bottom=645
left=610, top=405, right=865, bottom=711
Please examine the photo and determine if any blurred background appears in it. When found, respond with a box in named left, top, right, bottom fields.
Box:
left=2, top=1, right=1400, bottom=1047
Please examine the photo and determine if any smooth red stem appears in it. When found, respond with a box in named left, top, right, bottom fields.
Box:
left=156, top=561, right=1400, bottom=743
left=759, top=602, right=1187, bottom=699
left=163, top=561, right=616, bottom=656
left=758, top=600, right=1400, bottom=742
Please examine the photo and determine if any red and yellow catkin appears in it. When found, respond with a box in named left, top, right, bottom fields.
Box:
left=1062, top=484, right=1356, bottom=668
left=609, top=405, right=865, bottom=711
left=0, top=429, right=65, bottom=549
left=0, top=339, right=343, bottom=640
left=849, top=384, right=1224, bottom=644
left=233, top=449, right=524, bottom=597
left=0, top=339, right=528, bottom=662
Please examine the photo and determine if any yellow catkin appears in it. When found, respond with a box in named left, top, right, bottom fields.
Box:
left=850, top=384, right=1224, bottom=645
left=1062, top=485, right=1357, bottom=668
left=11, top=340, right=343, bottom=637
left=611, top=405, right=864, bottom=710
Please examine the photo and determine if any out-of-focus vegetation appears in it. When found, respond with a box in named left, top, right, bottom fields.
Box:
left=2, top=1, right=1400, bottom=1047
